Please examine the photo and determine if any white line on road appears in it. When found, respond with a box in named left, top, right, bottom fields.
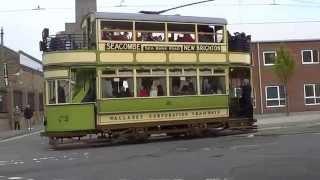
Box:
left=0, top=130, right=42, bottom=143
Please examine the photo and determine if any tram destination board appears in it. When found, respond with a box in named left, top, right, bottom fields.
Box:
left=105, top=42, right=222, bottom=52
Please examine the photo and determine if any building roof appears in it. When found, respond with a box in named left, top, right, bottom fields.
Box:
left=91, top=12, right=227, bottom=25
left=252, top=38, right=320, bottom=44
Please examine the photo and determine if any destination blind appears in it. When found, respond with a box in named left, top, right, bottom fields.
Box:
left=105, top=42, right=222, bottom=52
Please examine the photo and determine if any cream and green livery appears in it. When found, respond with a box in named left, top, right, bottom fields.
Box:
left=41, top=12, right=255, bottom=145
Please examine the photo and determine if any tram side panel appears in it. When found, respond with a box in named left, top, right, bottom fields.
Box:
left=45, top=104, right=96, bottom=133
left=97, top=96, right=229, bottom=130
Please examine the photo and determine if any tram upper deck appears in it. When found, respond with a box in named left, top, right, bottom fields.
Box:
left=41, top=12, right=251, bottom=66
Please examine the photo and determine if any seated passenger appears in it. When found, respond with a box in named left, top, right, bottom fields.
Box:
left=182, top=34, right=195, bottom=42
left=157, top=84, right=164, bottom=96
left=176, top=35, right=183, bottom=42
left=150, top=86, right=158, bottom=97
left=187, top=81, right=195, bottom=94
left=203, top=78, right=211, bottom=94
left=139, top=86, right=149, bottom=97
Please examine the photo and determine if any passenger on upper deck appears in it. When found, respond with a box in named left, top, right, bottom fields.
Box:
left=182, top=34, right=195, bottom=42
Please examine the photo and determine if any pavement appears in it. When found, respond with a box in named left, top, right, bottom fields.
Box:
left=0, top=125, right=43, bottom=142
left=255, top=111, right=320, bottom=129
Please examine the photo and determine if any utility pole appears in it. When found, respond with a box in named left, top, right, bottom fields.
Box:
left=0, top=28, right=14, bottom=129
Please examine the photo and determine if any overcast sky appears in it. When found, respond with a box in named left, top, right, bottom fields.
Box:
left=1, top=0, right=320, bottom=60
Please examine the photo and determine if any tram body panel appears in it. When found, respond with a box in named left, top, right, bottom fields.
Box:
left=97, top=96, right=229, bottom=126
left=45, top=104, right=96, bottom=132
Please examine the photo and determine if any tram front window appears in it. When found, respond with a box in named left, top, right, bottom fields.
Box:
left=101, top=78, right=134, bottom=98
left=47, top=80, right=56, bottom=104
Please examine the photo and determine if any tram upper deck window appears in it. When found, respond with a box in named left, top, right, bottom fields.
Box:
left=170, top=68, right=197, bottom=96
left=101, top=21, right=133, bottom=41
left=198, top=25, right=224, bottom=43
left=136, top=68, right=167, bottom=97
left=168, top=24, right=195, bottom=42
left=136, top=22, right=165, bottom=42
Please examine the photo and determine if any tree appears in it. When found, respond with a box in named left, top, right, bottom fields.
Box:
left=273, top=47, right=295, bottom=116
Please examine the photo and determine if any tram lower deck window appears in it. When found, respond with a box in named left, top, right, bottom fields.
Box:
left=47, top=80, right=56, bottom=104
left=137, top=77, right=166, bottom=97
left=200, top=76, right=226, bottom=95
left=101, top=77, right=134, bottom=98
left=47, top=79, right=70, bottom=104
left=170, top=77, right=197, bottom=96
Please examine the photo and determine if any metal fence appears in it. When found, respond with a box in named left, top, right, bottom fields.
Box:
left=228, top=32, right=251, bottom=53
left=41, top=34, right=89, bottom=52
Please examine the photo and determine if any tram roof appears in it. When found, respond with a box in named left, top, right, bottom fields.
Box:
left=89, top=12, right=227, bottom=25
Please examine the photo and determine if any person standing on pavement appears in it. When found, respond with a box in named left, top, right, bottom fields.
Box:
left=23, top=104, right=33, bottom=131
left=14, top=106, right=21, bottom=130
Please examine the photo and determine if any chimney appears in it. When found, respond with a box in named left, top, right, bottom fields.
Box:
left=65, top=0, right=97, bottom=34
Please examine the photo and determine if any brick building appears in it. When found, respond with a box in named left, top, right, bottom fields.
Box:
left=251, top=39, right=320, bottom=114
left=0, top=46, right=43, bottom=131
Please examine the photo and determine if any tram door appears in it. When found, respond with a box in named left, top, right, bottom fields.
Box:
left=71, top=68, right=96, bottom=103
left=229, top=67, right=253, bottom=118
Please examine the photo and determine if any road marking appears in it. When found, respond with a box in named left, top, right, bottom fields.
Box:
left=0, top=130, right=41, bottom=143
left=8, top=177, right=24, bottom=180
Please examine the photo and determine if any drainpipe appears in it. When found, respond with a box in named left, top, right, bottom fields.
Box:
left=257, top=42, right=264, bottom=114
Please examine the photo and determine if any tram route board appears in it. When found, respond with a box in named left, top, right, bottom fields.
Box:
left=105, top=42, right=222, bottom=52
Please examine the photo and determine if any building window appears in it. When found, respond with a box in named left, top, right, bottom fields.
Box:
left=0, top=92, right=7, bottom=113
left=304, top=84, right=320, bottom=105
left=28, top=92, right=35, bottom=110
left=265, top=86, right=286, bottom=107
left=263, top=51, right=277, bottom=66
left=302, top=50, right=319, bottom=64
left=13, top=91, right=23, bottom=109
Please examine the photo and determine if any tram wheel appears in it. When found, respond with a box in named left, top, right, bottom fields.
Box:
left=49, top=137, right=59, bottom=148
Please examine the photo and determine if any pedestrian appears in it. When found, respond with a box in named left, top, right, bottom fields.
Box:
left=240, top=79, right=253, bottom=117
left=23, top=104, right=33, bottom=131
left=14, top=106, right=21, bottom=130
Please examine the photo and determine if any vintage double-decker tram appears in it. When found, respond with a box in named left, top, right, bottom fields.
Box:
left=41, top=12, right=254, bottom=145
